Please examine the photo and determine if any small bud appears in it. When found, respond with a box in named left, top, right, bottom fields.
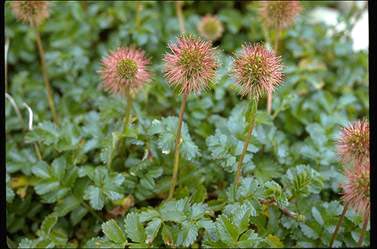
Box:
left=197, top=15, right=224, bottom=41
left=259, top=1, right=302, bottom=30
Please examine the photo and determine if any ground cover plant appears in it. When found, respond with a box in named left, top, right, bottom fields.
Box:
left=5, top=1, right=369, bottom=248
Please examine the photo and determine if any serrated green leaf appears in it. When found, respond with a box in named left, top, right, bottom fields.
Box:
left=217, top=215, right=239, bottom=243
left=160, top=200, right=186, bottom=223
left=41, top=215, right=58, bottom=235
left=311, top=207, right=324, bottom=226
left=102, top=219, right=127, bottom=244
left=145, top=218, right=162, bottom=244
left=300, top=223, right=319, bottom=239
left=31, top=161, right=50, bottom=179
left=161, top=224, right=174, bottom=247
left=124, top=212, right=146, bottom=243
left=177, top=223, right=198, bottom=247
left=84, top=186, right=105, bottom=210
left=54, top=195, right=80, bottom=217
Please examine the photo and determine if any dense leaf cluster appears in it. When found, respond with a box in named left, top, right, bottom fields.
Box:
left=6, top=1, right=368, bottom=248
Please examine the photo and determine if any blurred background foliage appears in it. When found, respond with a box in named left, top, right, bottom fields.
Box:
left=5, top=1, right=368, bottom=248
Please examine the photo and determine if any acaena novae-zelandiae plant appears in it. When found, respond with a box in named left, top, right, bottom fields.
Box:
left=197, top=14, right=224, bottom=42
left=164, top=34, right=218, bottom=199
left=330, top=119, right=370, bottom=247
left=258, top=1, right=302, bottom=114
left=99, top=47, right=151, bottom=169
left=11, top=1, right=60, bottom=125
left=232, top=43, right=283, bottom=186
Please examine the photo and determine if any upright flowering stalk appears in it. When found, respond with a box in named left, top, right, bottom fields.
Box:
left=258, top=1, right=301, bottom=114
left=232, top=43, right=283, bottom=186
left=99, top=47, right=151, bottom=169
left=176, top=1, right=185, bottom=33
left=164, top=34, right=218, bottom=199
left=197, top=15, right=224, bottom=41
left=11, top=1, right=59, bottom=124
left=330, top=119, right=370, bottom=247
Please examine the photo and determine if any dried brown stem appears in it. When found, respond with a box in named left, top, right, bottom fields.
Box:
left=33, top=23, right=59, bottom=125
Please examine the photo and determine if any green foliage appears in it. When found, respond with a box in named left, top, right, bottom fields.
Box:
left=81, top=166, right=125, bottom=210
left=148, top=116, right=200, bottom=161
left=6, top=1, right=369, bottom=248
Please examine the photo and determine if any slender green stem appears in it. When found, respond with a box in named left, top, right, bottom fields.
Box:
left=107, top=88, right=133, bottom=170
left=176, top=1, right=185, bottom=33
left=260, top=198, right=301, bottom=219
left=261, top=24, right=271, bottom=48
left=274, top=29, right=280, bottom=54
left=167, top=0, right=186, bottom=200
left=329, top=202, right=349, bottom=247
left=357, top=212, right=369, bottom=247
left=82, top=200, right=104, bottom=222
left=33, top=23, right=59, bottom=125
left=80, top=1, right=88, bottom=11
left=235, top=99, right=258, bottom=186
left=168, top=92, right=188, bottom=200
left=135, top=2, right=142, bottom=30
left=267, top=29, right=280, bottom=114
left=123, top=88, right=133, bottom=135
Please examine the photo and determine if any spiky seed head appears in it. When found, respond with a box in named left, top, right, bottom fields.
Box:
left=99, top=47, right=151, bottom=94
left=337, top=120, right=369, bottom=164
left=259, top=1, right=302, bottom=30
left=163, top=34, right=218, bottom=95
left=341, top=162, right=370, bottom=219
left=197, top=15, right=224, bottom=41
left=11, top=1, right=49, bottom=26
left=232, top=43, right=283, bottom=99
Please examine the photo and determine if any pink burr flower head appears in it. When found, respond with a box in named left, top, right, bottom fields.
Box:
left=341, top=162, right=370, bottom=219
left=99, top=47, right=151, bottom=94
left=233, top=43, right=283, bottom=99
left=11, top=1, right=49, bottom=26
left=337, top=119, right=369, bottom=164
left=259, top=1, right=302, bottom=30
left=197, top=15, right=224, bottom=41
left=163, top=34, right=218, bottom=95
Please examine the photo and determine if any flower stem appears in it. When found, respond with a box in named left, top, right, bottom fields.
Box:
left=329, top=202, right=349, bottom=247
left=33, top=24, right=59, bottom=125
left=80, top=1, right=88, bottom=11
left=357, top=212, right=369, bottom=247
left=235, top=98, right=258, bottom=186
left=176, top=1, right=185, bottom=33
left=135, top=2, right=142, bottom=30
left=168, top=92, right=188, bottom=200
left=267, top=29, right=280, bottom=114
left=107, top=88, right=133, bottom=170
left=123, top=88, right=133, bottom=135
